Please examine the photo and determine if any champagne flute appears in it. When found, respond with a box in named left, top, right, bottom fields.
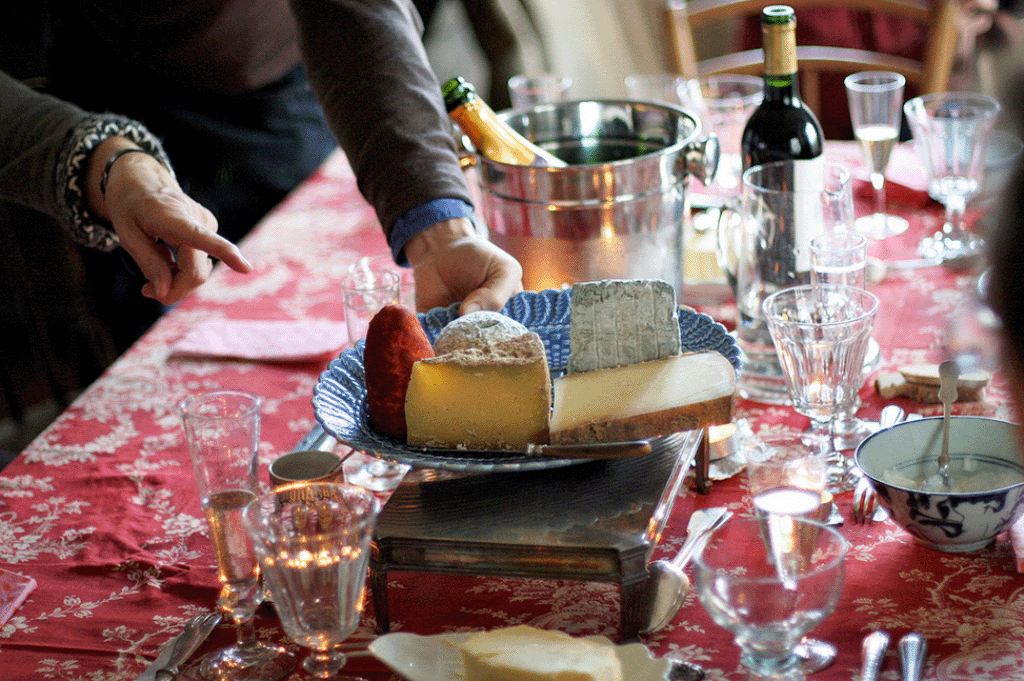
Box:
left=844, top=72, right=909, bottom=239
left=244, top=482, right=380, bottom=680
left=181, top=391, right=297, bottom=681
left=762, top=285, right=879, bottom=493
left=903, top=92, right=1000, bottom=264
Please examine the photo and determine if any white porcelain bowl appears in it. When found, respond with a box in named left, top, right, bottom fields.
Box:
left=855, top=416, right=1024, bottom=552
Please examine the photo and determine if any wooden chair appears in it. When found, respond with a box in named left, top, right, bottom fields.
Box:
left=664, top=0, right=960, bottom=118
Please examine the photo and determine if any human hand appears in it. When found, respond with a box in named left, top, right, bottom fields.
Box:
left=404, top=217, right=523, bottom=314
left=86, top=137, right=253, bottom=304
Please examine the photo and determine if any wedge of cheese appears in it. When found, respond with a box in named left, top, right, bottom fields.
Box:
left=550, top=350, right=735, bottom=444
left=456, top=625, right=623, bottom=681
left=405, top=332, right=551, bottom=450
left=567, top=279, right=682, bottom=373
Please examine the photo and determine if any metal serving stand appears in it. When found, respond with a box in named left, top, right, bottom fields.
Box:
left=366, top=429, right=704, bottom=642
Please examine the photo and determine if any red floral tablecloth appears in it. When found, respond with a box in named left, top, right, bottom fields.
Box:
left=1, top=146, right=1021, bottom=681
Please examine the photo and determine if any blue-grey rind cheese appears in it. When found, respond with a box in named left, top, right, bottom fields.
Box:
left=567, top=280, right=682, bottom=373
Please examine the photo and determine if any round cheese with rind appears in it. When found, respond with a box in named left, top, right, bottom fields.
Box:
left=433, top=311, right=530, bottom=354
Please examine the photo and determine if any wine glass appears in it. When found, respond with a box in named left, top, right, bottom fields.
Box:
left=762, top=285, right=879, bottom=493
left=742, top=432, right=837, bottom=674
left=844, top=72, right=909, bottom=238
left=693, top=516, right=847, bottom=681
left=903, top=92, right=1000, bottom=264
left=243, top=482, right=381, bottom=680
left=809, top=231, right=876, bottom=450
left=180, top=391, right=297, bottom=681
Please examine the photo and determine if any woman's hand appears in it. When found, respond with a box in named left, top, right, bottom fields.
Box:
left=85, top=136, right=253, bottom=304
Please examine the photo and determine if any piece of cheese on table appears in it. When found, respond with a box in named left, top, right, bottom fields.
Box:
left=433, top=310, right=530, bottom=355
left=405, top=332, right=551, bottom=450
left=550, top=350, right=736, bottom=444
left=456, top=625, right=623, bottom=681
left=567, top=279, right=682, bottom=373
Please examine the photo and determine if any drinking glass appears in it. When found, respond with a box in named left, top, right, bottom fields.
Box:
left=844, top=72, right=909, bottom=238
left=694, top=516, right=847, bottom=681
left=719, top=161, right=855, bottom=404
left=244, top=482, right=380, bottom=680
left=686, top=75, right=763, bottom=192
left=809, top=232, right=875, bottom=450
left=342, top=257, right=408, bottom=492
left=508, top=74, right=572, bottom=108
left=762, top=285, right=879, bottom=493
left=744, top=433, right=829, bottom=520
left=180, top=391, right=297, bottom=681
left=624, top=73, right=690, bottom=106
left=903, top=92, right=1000, bottom=263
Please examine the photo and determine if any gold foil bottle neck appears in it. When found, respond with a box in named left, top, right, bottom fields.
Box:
left=761, top=7, right=797, bottom=77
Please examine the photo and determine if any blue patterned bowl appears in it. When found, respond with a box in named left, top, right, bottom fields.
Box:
left=313, top=287, right=740, bottom=472
left=856, top=416, right=1024, bottom=552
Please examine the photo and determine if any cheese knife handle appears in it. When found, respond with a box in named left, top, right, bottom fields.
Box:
left=898, top=632, right=927, bottom=681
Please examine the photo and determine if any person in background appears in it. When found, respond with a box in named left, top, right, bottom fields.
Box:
left=983, top=64, right=1024, bottom=431
left=0, top=70, right=252, bottom=305
left=32, top=0, right=522, bottom=352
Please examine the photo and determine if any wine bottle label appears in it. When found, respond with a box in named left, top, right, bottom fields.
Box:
left=791, top=157, right=826, bottom=273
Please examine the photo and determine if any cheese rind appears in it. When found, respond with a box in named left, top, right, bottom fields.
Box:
left=550, top=350, right=736, bottom=444
left=405, top=332, right=551, bottom=449
left=433, top=310, right=530, bottom=355
left=456, top=625, right=623, bottom=681
left=567, top=279, right=682, bottom=373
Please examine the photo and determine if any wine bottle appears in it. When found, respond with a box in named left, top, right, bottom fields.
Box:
left=740, top=5, right=824, bottom=169
left=442, top=77, right=567, bottom=167
left=740, top=6, right=826, bottom=284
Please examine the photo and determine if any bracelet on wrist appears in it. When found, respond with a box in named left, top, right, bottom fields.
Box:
left=99, top=148, right=157, bottom=199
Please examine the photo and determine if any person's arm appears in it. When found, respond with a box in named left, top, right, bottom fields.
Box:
left=288, top=0, right=523, bottom=313
left=0, top=70, right=251, bottom=303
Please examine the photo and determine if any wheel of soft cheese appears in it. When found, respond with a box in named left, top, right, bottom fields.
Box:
left=432, top=310, right=530, bottom=354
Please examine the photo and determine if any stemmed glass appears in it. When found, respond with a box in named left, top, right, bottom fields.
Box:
left=809, top=232, right=876, bottom=450
left=693, top=516, right=847, bottom=681
left=244, top=482, right=380, bottom=680
left=844, top=72, right=909, bottom=238
left=762, top=285, right=879, bottom=493
left=903, top=92, right=1000, bottom=263
left=180, top=391, right=297, bottom=681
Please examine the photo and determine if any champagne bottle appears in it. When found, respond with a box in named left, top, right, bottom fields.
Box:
left=740, top=5, right=824, bottom=169
left=442, top=77, right=567, bottom=167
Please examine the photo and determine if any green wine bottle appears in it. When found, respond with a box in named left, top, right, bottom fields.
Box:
left=741, top=5, right=824, bottom=169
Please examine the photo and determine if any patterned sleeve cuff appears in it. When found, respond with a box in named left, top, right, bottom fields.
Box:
left=55, top=113, right=173, bottom=252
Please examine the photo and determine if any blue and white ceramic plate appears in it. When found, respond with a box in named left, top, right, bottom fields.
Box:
left=312, top=288, right=740, bottom=472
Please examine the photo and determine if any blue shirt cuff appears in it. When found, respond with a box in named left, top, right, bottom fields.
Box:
left=390, top=198, right=476, bottom=266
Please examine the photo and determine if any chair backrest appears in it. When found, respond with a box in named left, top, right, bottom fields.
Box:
left=664, top=0, right=960, bottom=117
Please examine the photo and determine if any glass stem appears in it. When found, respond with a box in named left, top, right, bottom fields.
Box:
left=943, top=196, right=967, bottom=238
left=236, top=618, right=257, bottom=648
left=870, top=171, right=886, bottom=217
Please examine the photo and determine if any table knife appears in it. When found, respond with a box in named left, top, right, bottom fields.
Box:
left=134, top=612, right=222, bottom=681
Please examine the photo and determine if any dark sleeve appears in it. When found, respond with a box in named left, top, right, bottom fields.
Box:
left=0, top=69, right=172, bottom=251
left=288, top=0, right=474, bottom=240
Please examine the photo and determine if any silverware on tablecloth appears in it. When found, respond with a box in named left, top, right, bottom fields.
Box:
left=134, top=612, right=221, bottom=681
left=898, top=632, right=927, bottom=681
left=859, top=630, right=890, bottom=681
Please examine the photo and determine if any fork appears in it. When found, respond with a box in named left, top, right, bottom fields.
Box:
left=153, top=612, right=222, bottom=681
left=852, top=474, right=879, bottom=524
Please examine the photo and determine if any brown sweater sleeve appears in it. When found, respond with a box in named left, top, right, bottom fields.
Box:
left=288, top=0, right=473, bottom=240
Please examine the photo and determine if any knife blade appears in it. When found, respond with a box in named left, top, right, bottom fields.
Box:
left=134, top=612, right=222, bottom=681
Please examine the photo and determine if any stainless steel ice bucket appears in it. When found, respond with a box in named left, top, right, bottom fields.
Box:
left=462, top=100, right=718, bottom=296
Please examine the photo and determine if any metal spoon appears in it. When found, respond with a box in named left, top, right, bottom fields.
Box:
left=859, top=630, right=890, bottom=681
left=639, top=507, right=732, bottom=634
left=898, top=632, right=927, bottom=681
left=935, top=360, right=959, bottom=490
